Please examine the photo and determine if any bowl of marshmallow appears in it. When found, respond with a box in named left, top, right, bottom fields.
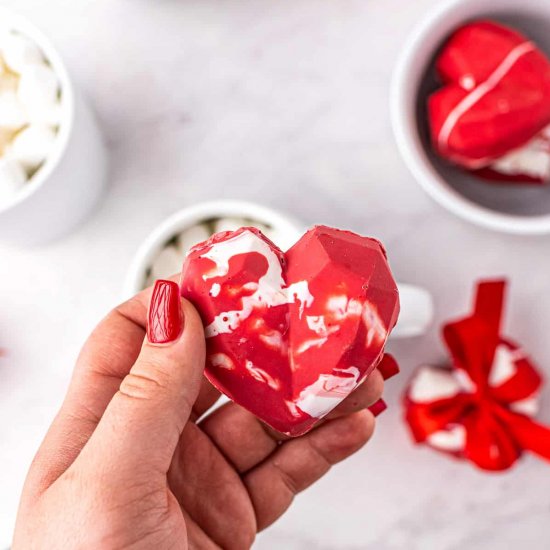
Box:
left=0, top=8, right=106, bottom=245
left=0, top=29, right=61, bottom=196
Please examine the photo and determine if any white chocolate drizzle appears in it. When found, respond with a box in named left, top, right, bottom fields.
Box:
left=295, top=366, right=361, bottom=418
left=199, top=230, right=313, bottom=337
left=209, top=353, right=235, bottom=370
left=245, top=360, right=281, bottom=390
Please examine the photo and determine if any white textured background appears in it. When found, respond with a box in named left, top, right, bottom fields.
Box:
left=1, top=0, right=550, bottom=548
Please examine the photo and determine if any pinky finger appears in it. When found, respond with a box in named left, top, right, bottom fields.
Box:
left=243, top=410, right=375, bottom=531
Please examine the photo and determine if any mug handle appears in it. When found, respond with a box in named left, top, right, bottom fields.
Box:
left=391, top=283, right=434, bottom=338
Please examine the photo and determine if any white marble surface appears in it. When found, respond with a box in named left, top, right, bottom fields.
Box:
left=1, top=0, right=550, bottom=548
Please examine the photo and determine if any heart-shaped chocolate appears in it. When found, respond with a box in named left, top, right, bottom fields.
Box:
left=181, top=226, right=400, bottom=436
left=429, top=21, right=550, bottom=172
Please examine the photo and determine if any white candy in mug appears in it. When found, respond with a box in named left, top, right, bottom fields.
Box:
left=175, top=224, right=211, bottom=257
left=150, top=245, right=183, bottom=283
left=10, top=125, right=57, bottom=172
left=0, top=158, right=27, bottom=200
left=18, top=64, right=59, bottom=111
left=0, top=28, right=62, bottom=206
left=0, top=71, right=17, bottom=93
left=0, top=90, right=28, bottom=129
left=0, top=127, right=15, bottom=155
left=0, top=31, right=44, bottom=73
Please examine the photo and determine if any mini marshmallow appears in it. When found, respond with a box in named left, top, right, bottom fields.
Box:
left=0, top=127, right=15, bottom=156
left=10, top=125, right=57, bottom=172
left=176, top=224, right=211, bottom=257
left=151, top=245, right=183, bottom=281
left=17, top=64, right=59, bottom=112
left=0, top=31, right=44, bottom=74
left=0, top=91, right=28, bottom=129
left=0, top=72, right=18, bottom=94
left=27, top=101, right=62, bottom=127
left=0, top=158, right=27, bottom=205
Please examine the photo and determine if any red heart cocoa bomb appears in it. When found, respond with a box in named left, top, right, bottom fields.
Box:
left=181, top=225, right=400, bottom=436
left=429, top=20, right=550, bottom=183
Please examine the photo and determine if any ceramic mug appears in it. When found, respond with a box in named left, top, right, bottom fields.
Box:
left=124, top=200, right=434, bottom=338
left=391, top=0, right=550, bottom=235
left=0, top=8, right=107, bottom=246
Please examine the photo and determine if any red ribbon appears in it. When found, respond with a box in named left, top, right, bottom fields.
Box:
left=405, top=281, right=550, bottom=471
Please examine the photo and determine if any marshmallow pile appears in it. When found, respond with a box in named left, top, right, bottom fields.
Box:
left=144, top=217, right=288, bottom=288
left=0, top=28, right=62, bottom=206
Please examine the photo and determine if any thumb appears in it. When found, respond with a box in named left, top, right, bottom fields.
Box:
left=81, top=280, right=206, bottom=475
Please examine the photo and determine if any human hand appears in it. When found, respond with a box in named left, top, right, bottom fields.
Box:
left=13, top=279, right=398, bottom=549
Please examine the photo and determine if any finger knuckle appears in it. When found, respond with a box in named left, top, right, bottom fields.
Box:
left=118, top=368, right=170, bottom=401
left=341, top=411, right=375, bottom=449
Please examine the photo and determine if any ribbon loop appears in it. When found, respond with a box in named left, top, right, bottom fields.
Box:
left=405, top=281, right=550, bottom=471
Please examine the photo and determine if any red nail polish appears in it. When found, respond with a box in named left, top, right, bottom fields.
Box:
left=378, top=355, right=400, bottom=381
left=369, top=399, right=387, bottom=417
left=147, top=280, right=184, bottom=344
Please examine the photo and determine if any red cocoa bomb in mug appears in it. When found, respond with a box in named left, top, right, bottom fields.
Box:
left=428, top=20, right=550, bottom=183
left=391, top=0, right=550, bottom=234
left=182, top=225, right=400, bottom=436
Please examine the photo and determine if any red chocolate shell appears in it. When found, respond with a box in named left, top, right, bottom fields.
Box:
left=429, top=20, right=550, bottom=176
left=181, top=226, right=400, bottom=436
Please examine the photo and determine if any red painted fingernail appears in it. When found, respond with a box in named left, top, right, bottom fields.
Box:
left=147, top=280, right=184, bottom=344
left=378, top=355, right=400, bottom=381
left=368, top=399, right=387, bottom=417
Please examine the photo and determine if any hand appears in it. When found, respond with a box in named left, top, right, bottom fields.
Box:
left=13, top=279, right=397, bottom=549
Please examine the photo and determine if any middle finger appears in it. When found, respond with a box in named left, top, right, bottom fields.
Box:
left=198, top=362, right=387, bottom=473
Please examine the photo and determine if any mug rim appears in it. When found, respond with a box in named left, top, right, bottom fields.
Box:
left=0, top=7, right=75, bottom=214
left=390, top=0, right=550, bottom=235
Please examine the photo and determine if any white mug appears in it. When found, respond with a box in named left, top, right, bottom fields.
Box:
left=0, top=8, right=107, bottom=246
left=124, top=200, right=434, bottom=339
left=391, top=0, right=550, bottom=235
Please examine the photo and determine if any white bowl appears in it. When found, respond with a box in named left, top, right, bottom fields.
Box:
left=124, top=200, right=434, bottom=339
left=0, top=8, right=107, bottom=246
left=391, top=0, right=550, bottom=235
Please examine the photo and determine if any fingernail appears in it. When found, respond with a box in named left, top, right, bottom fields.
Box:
left=147, top=280, right=184, bottom=344
left=378, top=355, right=400, bottom=381
left=368, top=399, right=387, bottom=417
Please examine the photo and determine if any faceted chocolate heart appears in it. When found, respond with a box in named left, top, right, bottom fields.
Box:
left=181, top=226, right=400, bottom=436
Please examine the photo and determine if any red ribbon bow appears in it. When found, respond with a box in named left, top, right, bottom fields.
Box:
left=404, top=281, right=550, bottom=471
